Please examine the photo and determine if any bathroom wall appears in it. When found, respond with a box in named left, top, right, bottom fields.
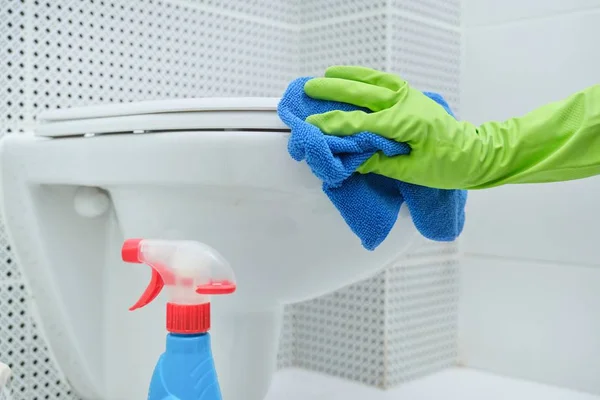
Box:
left=459, top=0, right=600, bottom=395
left=0, top=0, right=463, bottom=398
left=1, top=2, right=65, bottom=399
left=299, top=0, right=461, bottom=112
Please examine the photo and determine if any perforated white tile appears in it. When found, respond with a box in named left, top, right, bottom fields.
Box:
left=0, top=283, right=29, bottom=400
left=0, top=280, right=80, bottom=400
left=186, top=0, right=300, bottom=24
left=300, top=13, right=387, bottom=76
left=293, top=273, right=387, bottom=387
left=300, top=0, right=386, bottom=24
left=26, top=327, right=77, bottom=400
left=277, top=305, right=296, bottom=369
left=391, top=14, right=461, bottom=115
left=0, top=224, right=20, bottom=282
left=385, top=256, right=460, bottom=386
left=0, top=0, right=27, bottom=133
left=30, top=0, right=297, bottom=117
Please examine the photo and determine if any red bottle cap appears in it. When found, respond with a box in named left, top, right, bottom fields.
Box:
left=166, top=303, right=211, bottom=334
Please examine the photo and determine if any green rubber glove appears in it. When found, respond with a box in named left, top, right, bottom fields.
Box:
left=304, top=66, right=600, bottom=190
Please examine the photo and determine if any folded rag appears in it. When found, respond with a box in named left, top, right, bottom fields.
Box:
left=277, top=77, right=467, bottom=250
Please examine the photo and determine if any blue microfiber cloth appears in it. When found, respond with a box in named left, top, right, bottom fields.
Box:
left=277, top=77, right=467, bottom=251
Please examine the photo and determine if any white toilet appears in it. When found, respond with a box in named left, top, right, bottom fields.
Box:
left=0, top=98, right=417, bottom=400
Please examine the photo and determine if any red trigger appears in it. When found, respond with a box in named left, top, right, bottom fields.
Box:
left=129, top=269, right=165, bottom=311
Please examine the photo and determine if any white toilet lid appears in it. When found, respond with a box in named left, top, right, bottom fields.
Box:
left=35, top=97, right=289, bottom=137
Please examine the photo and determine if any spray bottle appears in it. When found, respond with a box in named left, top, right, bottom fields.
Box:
left=121, top=238, right=236, bottom=400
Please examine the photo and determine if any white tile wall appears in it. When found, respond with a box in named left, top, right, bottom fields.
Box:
left=29, top=0, right=297, bottom=115
left=0, top=0, right=27, bottom=133
left=395, top=0, right=461, bottom=26
left=461, top=6, right=600, bottom=265
left=459, top=256, right=600, bottom=394
left=185, top=0, right=299, bottom=24
left=391, top=13, right=461, bottom=114
left=462, top=180, right=600, bottom=266
left=385, top=252, right=460, bottom=387
left=300, top=0, right=385, bottom=24
left=462, top=9, right=600, bottom=125
left=299, top=13, right=387, bottom=76
left=460, top=1, right=600, bottom=395
left=463, top=0, right=600, bottom=26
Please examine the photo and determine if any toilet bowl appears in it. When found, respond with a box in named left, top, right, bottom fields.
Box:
left=0, top=98, right=417, bottom=400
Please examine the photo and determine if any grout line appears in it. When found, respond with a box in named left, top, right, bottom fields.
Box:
left=392, top=9, right=461, bottom=32
left=466, top=5, right=600, bottom=30
left=300, top=8, right=461, bottom=32
left=0, top=277, right=26, bottom=287
left=160, top=0, right=297, bottom=30
left=395, top=254, right=462, bottom=268
left=464, top=252, right=600, bottom=270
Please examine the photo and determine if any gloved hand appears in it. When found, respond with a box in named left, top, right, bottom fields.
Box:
left=304, top=66, right=600, bottom=189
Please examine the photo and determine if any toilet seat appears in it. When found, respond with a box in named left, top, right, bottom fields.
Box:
left=35, top=97, right=289, bottom=137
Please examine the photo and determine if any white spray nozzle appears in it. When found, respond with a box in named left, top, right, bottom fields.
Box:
left=122, top=239, right=236, bottom=310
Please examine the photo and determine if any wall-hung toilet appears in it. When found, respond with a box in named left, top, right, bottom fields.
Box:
left=0, top=98, right=417, bottom=400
